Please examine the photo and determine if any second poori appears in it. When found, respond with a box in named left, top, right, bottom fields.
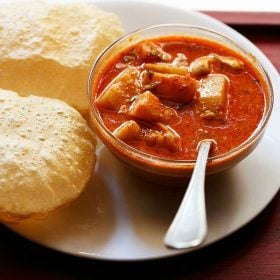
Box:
left=0, top=89, right=97, bottom=223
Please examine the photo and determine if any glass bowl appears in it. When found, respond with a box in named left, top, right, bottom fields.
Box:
left=87, top=24, right=273, bottom=184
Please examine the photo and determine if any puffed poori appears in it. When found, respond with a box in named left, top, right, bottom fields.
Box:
left=0, top=0, right=124, bottom=115
left=0, top=89, right=97, bottom=223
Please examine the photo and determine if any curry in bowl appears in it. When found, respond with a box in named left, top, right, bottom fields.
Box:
left=88, top=25, right=273, bottom=179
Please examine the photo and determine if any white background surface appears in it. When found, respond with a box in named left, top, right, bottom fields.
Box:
left=2, top=0, right=280, bottom=11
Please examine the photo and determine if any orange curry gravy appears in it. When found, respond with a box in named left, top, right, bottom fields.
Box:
left=94, top=36, right=268, bottom=160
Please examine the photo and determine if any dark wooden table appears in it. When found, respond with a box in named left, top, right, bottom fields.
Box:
left=0, top=13, right=279, bottom=280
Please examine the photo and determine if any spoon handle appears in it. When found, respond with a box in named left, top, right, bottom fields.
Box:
left=164, top=140, right=213, bottom=249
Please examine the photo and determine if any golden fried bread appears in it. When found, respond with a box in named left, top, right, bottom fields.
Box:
left=0, top=89, right=97, bottom=223
left=0, top=0, right=123, bottom=115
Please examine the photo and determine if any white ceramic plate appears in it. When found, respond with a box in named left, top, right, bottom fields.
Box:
left=7, top=0, right=280, bottom=261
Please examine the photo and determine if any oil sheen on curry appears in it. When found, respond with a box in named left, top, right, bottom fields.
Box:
left=94, top=36, right=268, bottom=160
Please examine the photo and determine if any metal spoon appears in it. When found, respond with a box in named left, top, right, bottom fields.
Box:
left=164, top=139, right=214, bottom=249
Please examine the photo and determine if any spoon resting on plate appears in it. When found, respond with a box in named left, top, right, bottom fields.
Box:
left=164, top=139, right=215, bottom=249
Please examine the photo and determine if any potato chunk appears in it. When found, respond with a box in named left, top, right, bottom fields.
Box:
left=198, top=74, right=229, bottom=121
left=135, top=42, right=171, bottom=62
left=128, top=91, right=177, bottom=124
left=141, top=70, right=197, bottom=104
left=190, top=53, right=244, bottom=77
left=96, top=67, right=140, bottom=110
left=172, top=53, right=188, bottom=67
left=113, top=120, right=141, bottom=141
left=144, top=124, right=182, bottom=152
left=209, top=53, right=244, bottom=70
left=144, top=63, right=188, bottom=75
left=190, top=56, right=212, bottom=76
